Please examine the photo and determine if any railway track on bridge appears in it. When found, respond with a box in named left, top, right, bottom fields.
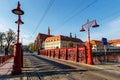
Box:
left=23, top=54, right=80, bottom=80
left=23, top=53, right=115, bottom=80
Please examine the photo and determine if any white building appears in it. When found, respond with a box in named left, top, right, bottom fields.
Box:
left=44, top=35, right=83, bottom=49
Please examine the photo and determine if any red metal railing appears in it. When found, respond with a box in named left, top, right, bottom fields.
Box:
left=38, top=46, right=87, bottom=64
left=0, top=54, right=14, bottom=64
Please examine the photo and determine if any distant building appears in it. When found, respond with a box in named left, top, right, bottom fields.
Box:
left=34, top=27, right=53, bottom=50
left=85, top=39, right=120, bottom=52
left=85, top=40, right=103, bottom=51
left=44, top=35, right=83, bottom=49
left=109, top=39, right=120, bottom=47
left=34, top=27, right=83, bottom=50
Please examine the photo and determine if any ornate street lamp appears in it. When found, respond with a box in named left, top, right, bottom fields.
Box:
left=11, top=1, right=24, bottom=75
left=80, top=19, right=99, bottom=65
left=12, top=1, right=24, bottom=43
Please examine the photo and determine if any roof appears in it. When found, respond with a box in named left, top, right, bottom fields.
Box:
left=85, top=40, right=102, bottom=45
left=45, top=35, right=83, bottom=43
left=109, top=39, right=120, bottom=44
left=36, top=33, right=53, bottom=41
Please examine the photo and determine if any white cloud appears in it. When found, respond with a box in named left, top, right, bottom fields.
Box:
left=0, top=22, right=10, bottom=32
left=91, top=17, right=120, bottom=41
left=20, top=32, right=35, bottom=45
left=0, top=19, right=16, bottom=32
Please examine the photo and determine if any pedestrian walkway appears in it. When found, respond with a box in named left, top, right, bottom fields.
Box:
left=93, top=62, right=120, bottom=74
left=37, top=54, right=120, bottom=80
left=32, top=52, right=120, bottom=75
left=0, top=58, right=13, bottom=75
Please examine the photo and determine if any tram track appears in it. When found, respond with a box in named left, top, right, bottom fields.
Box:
left=23, top=54, right=113, bottom=80
left=23, top=54, right=82, bottom=80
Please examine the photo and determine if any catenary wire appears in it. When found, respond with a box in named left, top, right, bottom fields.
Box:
left=33, top=0, right=55, bottom=35
left=61, top=0, right=98, bottom=26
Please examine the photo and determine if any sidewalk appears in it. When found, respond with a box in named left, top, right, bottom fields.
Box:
left=93, top=62, right=120, bottom=74
left=0, top=58, right=26, bottom=80
left=37, top=54, right=120, bottom=74
left=0, top=58, right=13, bottom=75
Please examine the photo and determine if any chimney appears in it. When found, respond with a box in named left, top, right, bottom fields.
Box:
left=70, top=32, right=72, bottom=38
left=75, top=34, right=76, bottom=38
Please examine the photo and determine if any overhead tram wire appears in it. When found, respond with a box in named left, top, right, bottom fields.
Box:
left=52, top=0, right=98, bottom=36
left=62, top=0, right=84, bottom=21
left=100, top=10, right=120, bottom=24
left=61, top=0, right=98, bottom=26
left=33, top=0, right=55, bottom=35
left=52, top=0, right=84, bottom=33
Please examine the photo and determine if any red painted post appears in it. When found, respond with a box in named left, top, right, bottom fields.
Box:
left=21, top=47, right=23, bottom=68
left=80, top=19, right=99, bottom=65
left=64, top=48, right=66, bottom=60
left=87, top=45, right=93, bottom=64
left=12, top=43, right=22, bottom=75
left=58, top=49, right=60, bottom=59
left=75, top=47, right=78, bottom=62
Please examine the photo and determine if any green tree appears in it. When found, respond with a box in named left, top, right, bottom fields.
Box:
left=28, top=43, right=34, bottom=52
left=67, top=41, right=73, bottom=48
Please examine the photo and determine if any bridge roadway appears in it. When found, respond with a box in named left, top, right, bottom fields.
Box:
left=0, top=52, right=120, bottom=80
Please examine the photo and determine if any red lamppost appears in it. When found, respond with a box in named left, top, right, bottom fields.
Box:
left=11, top=1, right=24, bottom=75
left=12, top=2, right=24, bottom=43
left=80, top=19, right=99, bottom=65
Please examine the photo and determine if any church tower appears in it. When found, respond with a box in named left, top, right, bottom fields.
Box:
left=48, top=27, right=50, bottom=35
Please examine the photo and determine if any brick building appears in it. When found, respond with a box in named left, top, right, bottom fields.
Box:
left=34, top=27, right=83, bottom=50
left=34, top=27, right=52, bottom=50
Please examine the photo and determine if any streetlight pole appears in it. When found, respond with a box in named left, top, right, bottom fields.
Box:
left=11, top=1, right=24, bottom=75
left=12, top=2, right=24, bottom=43
left=80, top=19, right=99, bottom=65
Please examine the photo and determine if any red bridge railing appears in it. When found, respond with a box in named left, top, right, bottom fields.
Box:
left=38, top=46, right=87, bottom=64
left=0, top=54, right=14, bottom=64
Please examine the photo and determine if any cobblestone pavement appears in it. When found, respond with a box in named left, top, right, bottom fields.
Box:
left=21, top=54, right=117, bottom=80
left=0, top=53, right=120, bottom=80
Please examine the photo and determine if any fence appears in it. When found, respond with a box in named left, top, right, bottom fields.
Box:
left=38, top=46, right=87, bottom=64
left=38, top=46, right=120, bottom=64
left=0, top=54, right=14, bottom=64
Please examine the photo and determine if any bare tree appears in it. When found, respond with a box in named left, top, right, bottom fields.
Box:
left=0, top=32, right=5, bottom=53
left=4, top=29, right=16, bottom=55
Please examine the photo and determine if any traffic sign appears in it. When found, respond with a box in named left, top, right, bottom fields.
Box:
left=102, top=38, right=107, bottom=45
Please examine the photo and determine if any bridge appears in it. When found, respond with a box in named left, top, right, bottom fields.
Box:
left=0, top=1, right=120, bottom=80
left=0, top=52, right=120, bottom=80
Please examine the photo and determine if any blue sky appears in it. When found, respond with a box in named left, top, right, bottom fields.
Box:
left=0, top=0, right=120, bottom=45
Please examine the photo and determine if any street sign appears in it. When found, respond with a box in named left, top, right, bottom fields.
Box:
left=102, top=38, right=107, bottom=45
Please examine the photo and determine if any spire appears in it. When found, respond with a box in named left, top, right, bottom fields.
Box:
left=48, top=26, right=50, bottom=35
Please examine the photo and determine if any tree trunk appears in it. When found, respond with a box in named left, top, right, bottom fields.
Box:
left=5, top=47, right=8, bottom=55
